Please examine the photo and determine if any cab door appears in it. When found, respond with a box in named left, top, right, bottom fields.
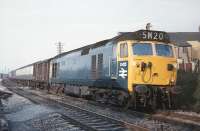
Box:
left=116, top=42, right=129, bottom=91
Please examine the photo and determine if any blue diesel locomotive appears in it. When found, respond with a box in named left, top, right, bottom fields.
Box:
left=10, top=29, right=177, bottom=109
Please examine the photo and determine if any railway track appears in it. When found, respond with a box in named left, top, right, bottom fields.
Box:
left=152, top=110, right=200, bottom=127
left=7, top=87, right=149, bottom=131
left=4, top=79, right=199, bottom=131
left=28, top=112, right=90, bottom=131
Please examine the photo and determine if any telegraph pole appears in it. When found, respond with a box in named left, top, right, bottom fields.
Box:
left=55, top=42, right=64, bottom=55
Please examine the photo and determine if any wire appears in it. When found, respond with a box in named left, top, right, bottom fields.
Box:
left=141, top=67, right=152, bottom=83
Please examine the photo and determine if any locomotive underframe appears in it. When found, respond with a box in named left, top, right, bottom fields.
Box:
left=132, top=85, right=174, bottom=110
left=10, top=78, right=174, bottom=110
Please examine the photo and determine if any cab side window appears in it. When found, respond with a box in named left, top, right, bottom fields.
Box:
left=120, top=43, right=128, bottom=57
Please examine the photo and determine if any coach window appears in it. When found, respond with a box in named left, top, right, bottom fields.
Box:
left=120, top=43, right=128, bottom=58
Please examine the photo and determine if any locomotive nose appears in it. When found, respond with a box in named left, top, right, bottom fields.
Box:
left=132, top=57, right=177, bottom=86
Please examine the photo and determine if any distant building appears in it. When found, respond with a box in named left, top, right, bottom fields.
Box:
left=169, top=32, right=200, bottom=72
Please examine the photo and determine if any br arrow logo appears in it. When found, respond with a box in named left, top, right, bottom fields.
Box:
left=119, top=68, right=127, bottom=79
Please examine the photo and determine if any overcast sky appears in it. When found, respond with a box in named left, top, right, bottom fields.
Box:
left=0, top=0, right=200, bottom=73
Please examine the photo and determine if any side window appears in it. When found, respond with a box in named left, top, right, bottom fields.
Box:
left=52, top=63, right=58, bottom=78
left=120, top=43, right=128, bottom=58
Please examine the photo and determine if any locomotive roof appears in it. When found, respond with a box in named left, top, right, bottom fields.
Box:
left=53, top=30, right=169, bottom=59
left=53, top=31, right=200, bottom=59
left=53, top=39, right=111, bottom=59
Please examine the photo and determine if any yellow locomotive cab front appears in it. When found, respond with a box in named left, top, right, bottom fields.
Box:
left=125, top=41, right=178, bottom=109
left=116, top=30, right=177, bottom=109
left=130, top=42, right=177, bottom=86
left=128, top=41, right=177, bottom=91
